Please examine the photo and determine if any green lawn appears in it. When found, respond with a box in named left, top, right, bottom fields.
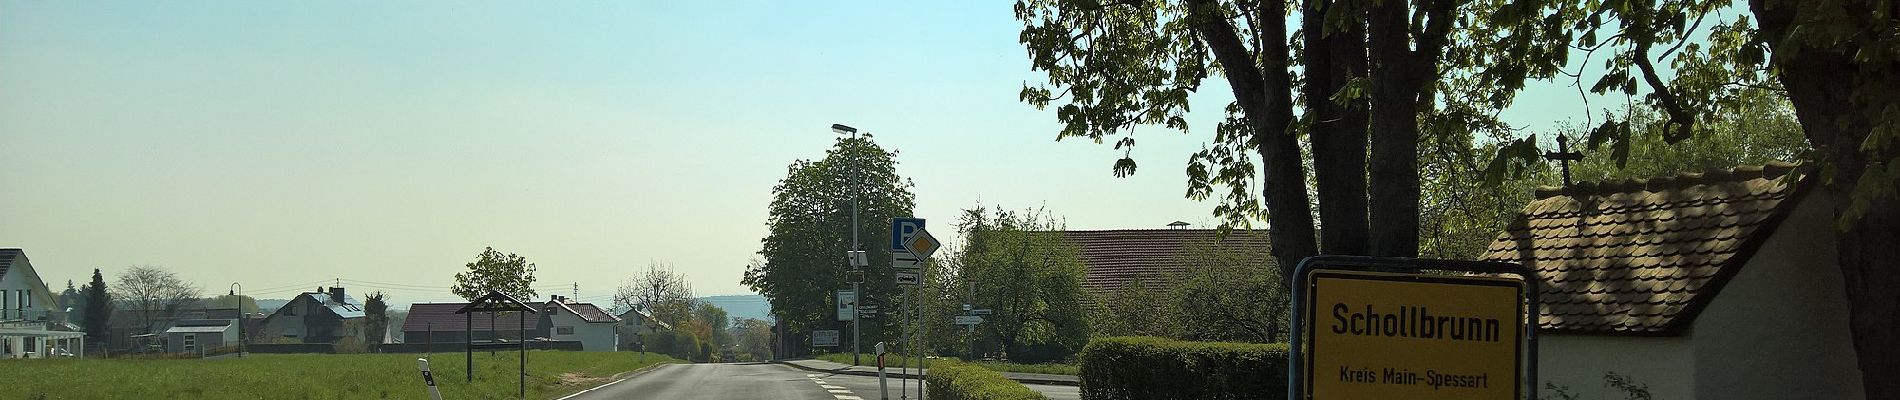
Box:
left=814, top=353, right=1078, bottom=376
left=0, top=351, right=679, bottom=400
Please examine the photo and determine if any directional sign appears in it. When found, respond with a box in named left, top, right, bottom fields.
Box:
left=895, top=271, right=921, bottom=285
left=892, top=218, right=925, bottom=267
left=837, top=290, right=857, bottom=322
left=904, top=228, right=941, bottom=259
left=954, top=315, right=983, bottom=325
left=969, top=309, right=993, bottom=316
left=812, top=330, right=841, bottom=347
left=1299, top=262, right=1531, bottom=400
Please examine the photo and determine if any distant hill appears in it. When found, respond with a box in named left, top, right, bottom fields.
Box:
left=699, top=294, right=772, bottom=322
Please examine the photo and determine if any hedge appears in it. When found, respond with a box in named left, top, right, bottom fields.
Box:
left=926, top=359, right=1051, bottom=400
left=1078, top=336, right=1289, bottom=400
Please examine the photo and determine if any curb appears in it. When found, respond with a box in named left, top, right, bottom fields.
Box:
left=773, top=359, right=1080, bottom=387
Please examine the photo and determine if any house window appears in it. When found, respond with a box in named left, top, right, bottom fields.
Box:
left=556, top=326, right=574, bottom=335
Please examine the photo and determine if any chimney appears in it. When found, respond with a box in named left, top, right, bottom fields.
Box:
left=329, top=287, right=345, bottom=304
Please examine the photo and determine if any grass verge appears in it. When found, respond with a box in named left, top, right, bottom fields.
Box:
left=0, top=351, right=679, bottom=400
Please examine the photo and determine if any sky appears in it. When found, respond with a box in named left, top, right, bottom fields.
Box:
left=0, top=1, right=1592, bottom=307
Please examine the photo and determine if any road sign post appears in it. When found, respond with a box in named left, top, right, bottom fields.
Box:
left=1287, top=256, right=1538, bottom=400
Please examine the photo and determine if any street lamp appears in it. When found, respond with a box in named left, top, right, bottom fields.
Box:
left=834, top=122, right=863, bottom=366
left=229, top=282, right=244, bottom=357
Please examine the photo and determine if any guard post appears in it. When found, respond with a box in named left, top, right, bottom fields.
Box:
left=417, top=358, right=444, bottom=400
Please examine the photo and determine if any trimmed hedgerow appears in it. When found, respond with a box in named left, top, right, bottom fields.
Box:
left=1078, top=336, right=1290, bottom=400
left=926, top=359, right=1052, bottom=400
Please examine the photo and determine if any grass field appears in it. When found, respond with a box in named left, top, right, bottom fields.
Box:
left=814, top=353, right=1079, bottom=376
left=0, top=351, right=679, bottom=400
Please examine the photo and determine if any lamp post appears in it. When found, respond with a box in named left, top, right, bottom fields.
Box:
left=228, top=282, right=244, bottom=357
left=833, top=123, right=864, bottom=366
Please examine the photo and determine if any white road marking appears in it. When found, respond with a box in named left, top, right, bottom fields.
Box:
left=822, top=385, right=845, bottom=389
left=834, top=396, right=862, bottom=400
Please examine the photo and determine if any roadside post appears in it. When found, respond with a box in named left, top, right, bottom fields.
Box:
left=876, top=342, right=890, bottom=400
left=1286, top=256, right=1539, bottom=400
left=417, top=358, right=444, bottom=400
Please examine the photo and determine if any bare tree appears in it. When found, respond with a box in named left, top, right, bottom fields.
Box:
left=614, top=261, right=695, bottom=326
left=112, top=265, right=202, bottom=333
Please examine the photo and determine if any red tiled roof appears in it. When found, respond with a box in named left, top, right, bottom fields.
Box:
left=544, top=301, right=620, bottom=323
left=1062, top=229, right=1273, bottom=294
left=399, top=303, right=538, bottom=333
left=1480, top=162, right=1808, bottom=334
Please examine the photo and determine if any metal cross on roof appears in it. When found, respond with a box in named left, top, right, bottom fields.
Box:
left=1544, top=134, right=1585, bottom=187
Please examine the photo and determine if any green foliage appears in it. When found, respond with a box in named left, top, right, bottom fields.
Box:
left=206, top=294, right=260, bottom=313
left=1088, top=277, right=1176, bottom=339
left=449, top=247, right=538, bottom=302
left=926, top=359, right=1052, bottom=400
left=1168, top=243, right=1287, bottom=343
left=84, top=269, right=113, bottom=342
left=948, top=206, right=1089, bottom=364
left=363, top=291, right=388, bottom=349
left=1078, top=336, right=1289, bottom=400
left=746, top=135, right=916, bottom=356
left=693, top=302, right=731, bottom=347
left=730, top=317, right=774, bottom=361
left=0, top=352, right=679, bottom=399
left=1426, top=89, right=1810, bottom=259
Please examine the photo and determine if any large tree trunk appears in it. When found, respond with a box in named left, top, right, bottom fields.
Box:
left=1366, top=0, right=1420, bottom=258
left=1186, top=0, right=1318, bottom=284
left=1305, top=0, right=1372, bottom=255
left=1752, top=1, right=1900, bottom=398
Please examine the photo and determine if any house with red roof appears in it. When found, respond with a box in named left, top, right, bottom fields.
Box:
left=539, top=295, right=620, bottom=351
left=1482, top=162, right=1864, bottom=400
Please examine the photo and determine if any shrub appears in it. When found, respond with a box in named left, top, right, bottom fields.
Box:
left=1078, top=336, right=1288, bottom=400
left=926, top=359, right=1050, bottom=400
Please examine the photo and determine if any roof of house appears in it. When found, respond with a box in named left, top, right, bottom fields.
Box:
left=616, top=308, right=673, bottom=330
left=1480, top=162, right=1808, bottom=335
left=544, top=301, right=619, bottom=323
left=1061, top=229, right=1273, bottom=294
left=280, top=292, right=365, bottom=319
left=0, top=248, right=21, bottom=278
left=164, top=319, right=232, bottom=333
left=400, top=303, right=538, bottom=332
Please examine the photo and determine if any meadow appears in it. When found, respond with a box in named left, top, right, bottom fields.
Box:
left=0, top=351, right=679, bottom=400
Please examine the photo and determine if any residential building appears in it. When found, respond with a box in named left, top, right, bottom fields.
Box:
left=1481, top=162, right=1864, bottom=400
left=0, top=248, right=84, bottom=358
left=162, top=319, right=237, bottom=354
left=616, top=307, right=671, bottom=351
left=400, top=302, right=538, bottom=345
left=539, top=295, right=620, bottom=351
left=258, top=287, right=366, bottom=344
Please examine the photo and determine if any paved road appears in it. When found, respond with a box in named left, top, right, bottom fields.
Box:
left=562, top=362, right=1078, bottom=400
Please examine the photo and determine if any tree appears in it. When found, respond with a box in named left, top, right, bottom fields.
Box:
left=947, top=206, right=1089, bottom=363
left=58, top=280, right=86, bottom=324
left=614, top=262, right=697, bottom=327
left=207, top=294, right=260, bottom=313
left=450, top=247, right=538, bottom=301
left=730, top=317, right=775, bottom=361
left=1017, top=0, right=1465, bottom=281
left=83, top=269, right=113, bottom=343
left=1167, top=242, right=1287, bottom=343
left=693, top=302, right=732, bottom=348
left=364, top=291, right=389, bottom=351
left=744, top=135, right=917, bottom=356
left=1088, top=277, right=1175, bottom=339
left=112, top=266, right=200, bottom=333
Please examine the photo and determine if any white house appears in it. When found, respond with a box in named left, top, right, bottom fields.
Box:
left=0, top=248, right=84, bottom=358
left=1482, top=162, right=1864, bottom=400
left=162, top=319, right=238, bottom=354
left=540, top=296, right=620, bottom=352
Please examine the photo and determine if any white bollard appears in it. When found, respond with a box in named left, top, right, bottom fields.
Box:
left=418, top=358, right=444, bottom=400
left=876, top=342, right=889, bottom=400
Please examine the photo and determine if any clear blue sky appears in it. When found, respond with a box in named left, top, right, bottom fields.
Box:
left=0, top=1, right=1587, bottom=306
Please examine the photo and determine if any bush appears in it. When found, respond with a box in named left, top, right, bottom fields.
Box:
left=926, top=359, right=1050, bottom=400
left=1078, top=336, right=1288, bottom=400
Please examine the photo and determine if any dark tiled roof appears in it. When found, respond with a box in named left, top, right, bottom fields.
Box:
left=0, top=248, right=22, bottom=278
left=1480, top=162, right=1807, bottom=334
left=1062, top=229, right=1273, bottom=294
left=544, top=301, right=620, bottom=323
left=399, top=303, right=538, bottom=333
